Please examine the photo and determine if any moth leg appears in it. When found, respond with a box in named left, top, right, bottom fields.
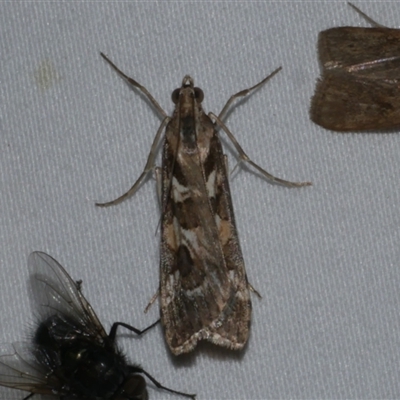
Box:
left=100, top=52, right=168, bottom=118
left=210, top=112, right=312, bottom=188
left=248, top=283, right=262, bottom=299
left=108, top=319, right=160, bottom=341
left=96, top=116, right=169, bottom=207
left=23, top=394, right=34, bottom=400
left=152, top=167, right=165, bottom=234
left=138, top=368, right=196, bottom=399
left=222, top=154, right=229, bottom=176
left=97, top=52, right=170, bottom=207
left=218, top=67, right=282, bottom=121
left=144, top=289, right=159, bottom=313
left=155, top=166, right=162, bottom=206
left=226, top=154, right=249, bottom=184
left=348, top=2, right=386, bottom=28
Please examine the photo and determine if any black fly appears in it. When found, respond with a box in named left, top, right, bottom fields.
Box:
left=0, top=252, right=196, bottom=399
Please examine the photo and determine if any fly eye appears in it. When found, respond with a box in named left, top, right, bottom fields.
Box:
left=171, top=88, right=180, bottom=104
left=193, top=87, right=204, bottom=102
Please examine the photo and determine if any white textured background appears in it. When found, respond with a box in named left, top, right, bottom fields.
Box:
left=1, top=1, right=400, bottom=399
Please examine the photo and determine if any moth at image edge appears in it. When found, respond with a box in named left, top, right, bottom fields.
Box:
left=310, top=3, right=400, bottom=131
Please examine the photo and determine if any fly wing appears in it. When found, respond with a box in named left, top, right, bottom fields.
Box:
left=28, top=252, right=108, bottom=342
left=0, top=342, right=56, bottom=395
left=160, top=114, right=250, bottom=354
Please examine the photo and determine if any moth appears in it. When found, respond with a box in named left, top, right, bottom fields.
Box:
left=310, top=2, right=400, bottom=131
left=0, top=252, right=195, bottom=399
left=97, top=53, right=311, bottom=355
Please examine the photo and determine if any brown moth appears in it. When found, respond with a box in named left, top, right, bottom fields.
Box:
left=310, top=2, right=400, bottom=131
left=97, top=53, right=311, bottom=355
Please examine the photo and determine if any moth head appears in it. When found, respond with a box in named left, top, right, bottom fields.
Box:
left=172, top=76, right=204, bottom=104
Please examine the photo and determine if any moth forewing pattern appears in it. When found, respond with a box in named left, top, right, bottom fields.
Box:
left=160, top=76, right=252, bottom=354
left=0, top=252, right=195, bottom=399
left=97, top=53, right=311, bottom=355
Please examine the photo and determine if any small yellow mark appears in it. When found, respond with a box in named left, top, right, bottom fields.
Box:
left=34, top=59, right=60, bottom=90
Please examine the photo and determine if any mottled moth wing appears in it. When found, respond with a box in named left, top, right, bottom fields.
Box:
left=160, top=106, right=251, bottom=355
left=29, top=251, right=108, bottom=342
left=310, top=27, right=400, bottom=131
left=0, top=342, right=55, bottom=395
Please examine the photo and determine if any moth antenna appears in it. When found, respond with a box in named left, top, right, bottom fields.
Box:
left=347, top=2, right=386, bottom=28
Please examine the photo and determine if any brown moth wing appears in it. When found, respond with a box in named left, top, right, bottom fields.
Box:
left=311, top=27, right=400, bottom=131
left=311, top=71, right=400, bottom=131
left=160, top=111, right=251, bottom=355
left=318, top=27, right=400, bottom=69
left=205, top=134, right=251, bottom=350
